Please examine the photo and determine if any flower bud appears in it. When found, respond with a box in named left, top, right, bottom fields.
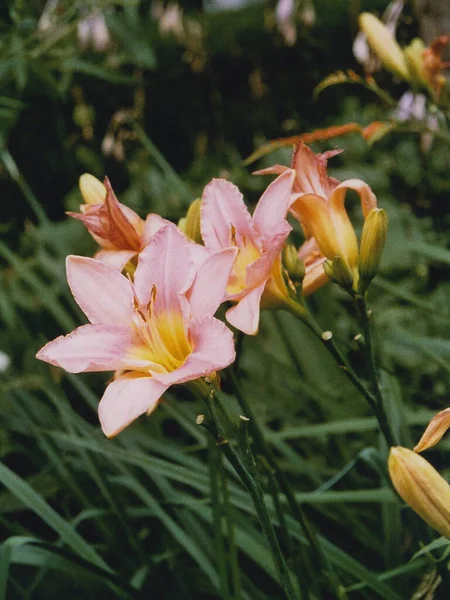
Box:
left=180, top=198, right=202, bottom=244
left=323, top=255, right=354, bottom=291
left=358, top=208, right=388, bottom=294
left=414, top=408, right=450, bottom=453
left=79, top=173, right=106, bottom=205
left=403, top=38, right=428, bottom=87
left=359, top=13, right=411, bottom=81
left=283, top=244, right=305, bottom=283
left=389, top=447, right=450, bottom=539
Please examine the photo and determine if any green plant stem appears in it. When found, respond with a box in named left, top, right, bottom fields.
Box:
left=220, top=455, right=243, bottom=600
left=229, top=371, right=344, bottom=598
left=355, top=296, right=398, bottom=446
left=208, top=437, right=231, bottom=600
left=203, top=388, right=299, bottom=600
left=285, top=301, right=396, bottom=447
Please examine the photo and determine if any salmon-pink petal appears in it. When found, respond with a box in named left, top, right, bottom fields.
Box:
left=94, top=249, right=137, bottom=271
left=291, top=143, right=340, bottom=197
left=36, top=324, right=132, bottom=373
left=290, top=193, right=340, bottom=261
left=303, top=258, right=328, bottom=296
left=414, top=408, right=450, bottom=453
left=102, top=178, right=142, bottom=250
left=252, top=170, right=295, bottom=241
left=201, top=179, right=257, bottom=250
left=328, top=179, right=376, bottom=269
left=188, top=247, right=238, bottom=318
left=141, top=213, right=172, bottom=246
left=98, top=373, right=168, bottom=438
left=153, top=316, right=235, bottom=385
left=134, top=225, right=196, bottom=310
left=253, top=165, right=291, bottom=177
left=226, top=282, right=266, bottom=335
left=66, top=256, right=134, bottom=325
left=330, top=179, right=378, bottom=218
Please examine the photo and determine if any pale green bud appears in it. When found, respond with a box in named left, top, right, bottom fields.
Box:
left=358, top=208, right=388, bottom=294
left=79, top=173, right=106, bottom=205
left=359, top=13, right=411, bottom=81
left=283, top=244, right=305, bottom=283
left=323, top=255, right=354, bottom=292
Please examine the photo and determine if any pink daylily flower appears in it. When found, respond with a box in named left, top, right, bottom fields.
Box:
left=201, top=170, right=296, bottom=335
left=37, top=225, right=237, bottom=437
left=256, top=142, right=378, bottom=281
left=68, top=176, right=167, bottom=271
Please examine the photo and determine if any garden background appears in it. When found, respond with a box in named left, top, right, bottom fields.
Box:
left=1, top=1, right=450, bottom=599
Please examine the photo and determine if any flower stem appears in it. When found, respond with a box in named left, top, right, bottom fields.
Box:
left=229, top=370, right=345, bottom=598
left=203, top=387, right=299, bottom=600
left=355, top=295, right=397, bottom=446
left=284, top=300, right=396, bottom=447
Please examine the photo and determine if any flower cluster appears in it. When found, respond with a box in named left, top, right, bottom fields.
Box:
left=37, top=144, right=385, bottom=436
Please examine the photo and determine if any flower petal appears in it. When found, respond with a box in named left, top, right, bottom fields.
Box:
left=36, top=324, right=133, bottom=373
left=94, top=249, right=137, bottom=271
left=98, top=373, right=168, bottom=437
left=291, top=142, right=340, bottom=197
left=414, top=408, right=450, bottom=453
left=290, top=193, right=340, bottom=261
left=141, top=213, right=171, bottom=246
left=252, top=170, right=295, bottom=241
left=134, top=225, right=196, bottom=310
left=328, top=180, right=376, bottom=268
left=188, top=247, right=238, bottom=318
left=303, top=258, right=328, bottom=296
left=225, top=282, right=266, bottom=335
left=245, top=225, right=290, bottom=290
left=201, top=179, right=256, bottom=249
left=66, top=255, right=134, bottom=325
left=330, top=178, right=378, bottom=218
left=153, top=316, right=235, bottom=385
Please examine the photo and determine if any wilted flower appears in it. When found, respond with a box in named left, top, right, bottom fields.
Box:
left=69, top=174, right=167, bottom=270
left=37, top=225, right=237, bottom=437
left=389, top=447, right=450, bottom=539
left=201, top=170, right=301, bottom=335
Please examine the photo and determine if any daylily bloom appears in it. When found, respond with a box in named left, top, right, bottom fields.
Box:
left=257, top=142, right=378, bottom=290
left=68, top=174, right=167, bottom=271
left=37, top=225, right=237, bottom=437
left=201, top=170, right=299, bottom=335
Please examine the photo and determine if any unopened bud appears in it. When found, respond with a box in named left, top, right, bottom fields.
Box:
left=389, top=447, right=450, bottom=539
left=181, top=198, right=202, bottom=243
left=358, top=208, right=388, bottom=294
left=359, top=13, right=411, bottom=82
left=403, top=38, right=428, bottom=87
left=324, top=255, right=354, bottom=291
left=79, top=173, right=106, bottom=205
left=283, top=244, right=305, bottom=282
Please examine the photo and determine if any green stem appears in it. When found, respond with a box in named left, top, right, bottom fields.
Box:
left=355, top=296, right=398, bottom=446
left=220, top=456, right=243, bottom=600
left=203, top=388, right=299, bottom=600
left=285, top=300, right=396, bottom=447
left=208, top=437, right=231, bottom=600
left=229, top=371, right=343, bottom=597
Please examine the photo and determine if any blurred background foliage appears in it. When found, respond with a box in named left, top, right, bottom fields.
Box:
left=0, top=0, right=449, bottom=599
